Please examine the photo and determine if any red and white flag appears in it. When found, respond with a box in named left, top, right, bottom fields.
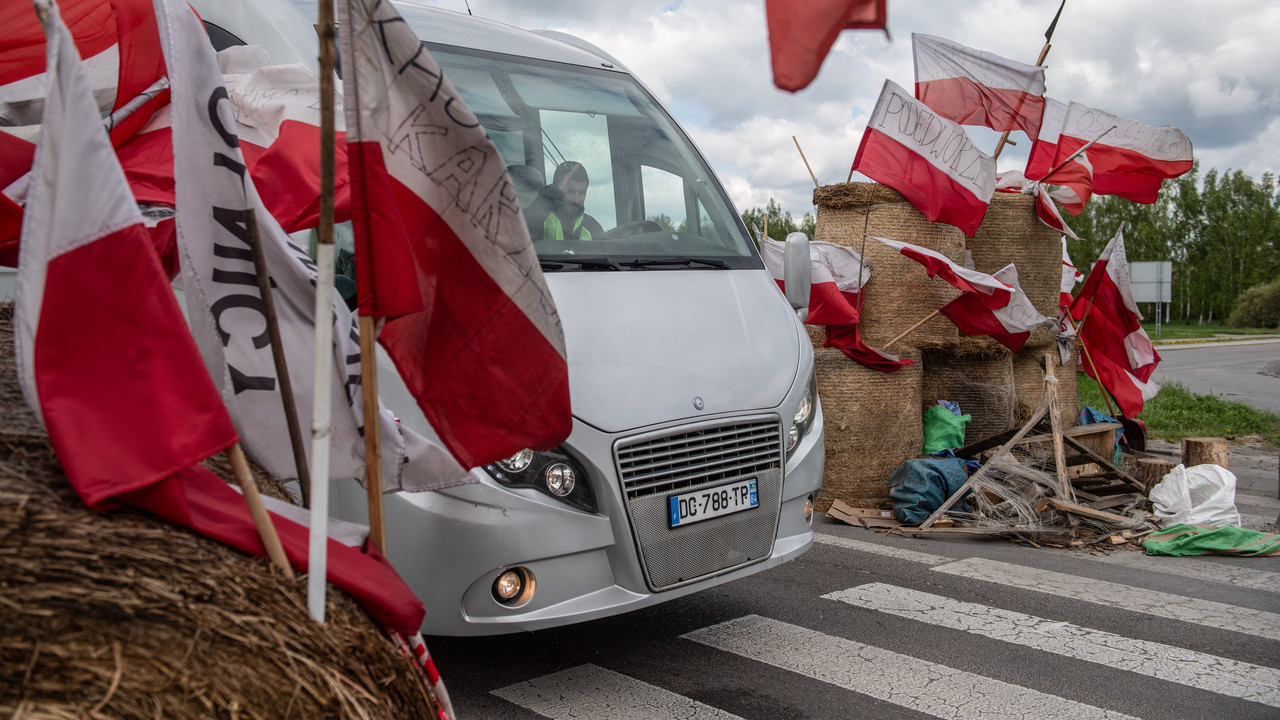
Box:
left=15, top=0, right=234, bottom=510
left=852, top=80, right=996, bottom=236
left=1060, top=237, right=1083, bottom=310
left=1070, top=227, right=1161, bottom=416
left=912, top=33, right=1046, bottom=139
left=1, top=0, right=168, bottom=265
left=766, top=0, right=887, bottom=92
left=869, top=235, right=1013, bottom=308
left=760, top=237, right=913, bottom=372
left=339, top=0, right=571, bottom=469
left=1025, top=97, right=1066, bottom=180
left=939, top=263, right=1055, bottom=352
left=1056, top=101, right=1193, bottom=205
left=157, top=0, right=466, bottom=492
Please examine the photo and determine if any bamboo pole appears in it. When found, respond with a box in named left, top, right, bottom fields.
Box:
left=229, top=443, right=295, bottom=580
left=360, top=315, right=387, bottom=554
left=882, top=308, right=941, bottom=350
left=243, top=208, right=312, bottom=507
left=992, top=0, right=1066, bottom=160
left=793, top=136, right=820, bottom=189
left=307, top=0, right=338, bottom=625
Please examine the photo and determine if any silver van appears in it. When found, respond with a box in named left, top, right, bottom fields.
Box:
left=198, top=0, right=824, bottom=636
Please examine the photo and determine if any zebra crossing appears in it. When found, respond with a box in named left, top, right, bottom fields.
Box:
left=483, top=529, right=1280, bottom=719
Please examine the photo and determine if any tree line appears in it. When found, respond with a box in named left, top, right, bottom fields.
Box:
left=740, top=164, right=1280, bottom=326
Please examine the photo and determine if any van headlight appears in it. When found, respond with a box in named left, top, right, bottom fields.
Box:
left=485, top=446, right=596, bottom=512
left=786, top=369, right=817, bottom=457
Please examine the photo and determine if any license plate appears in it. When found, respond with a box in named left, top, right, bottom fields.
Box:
left=669, top=478, right=758, bottom=527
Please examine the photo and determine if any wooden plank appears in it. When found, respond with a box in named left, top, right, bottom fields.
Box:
left=1086, top=493, right=1143, bottom=511
left=1046, top=497, right=1136, bottom=525
left=1062, top=435, right=1141, bottom=485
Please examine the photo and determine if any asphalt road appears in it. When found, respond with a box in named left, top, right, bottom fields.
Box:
left=425, top=513, right=1280, bottom=720
left=1151, top=338, right=1280, bottom=414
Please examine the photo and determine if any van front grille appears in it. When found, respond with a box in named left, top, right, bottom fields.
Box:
left=616, top=416, right=782, bottom=590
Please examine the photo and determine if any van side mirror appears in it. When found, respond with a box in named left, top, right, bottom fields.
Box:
left=782, top=231, right=811, bottom=319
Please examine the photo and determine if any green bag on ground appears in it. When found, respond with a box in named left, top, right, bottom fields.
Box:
left=922, top=404, right=971, bottom=454
left=1143, top=523, right=1280, bottom=557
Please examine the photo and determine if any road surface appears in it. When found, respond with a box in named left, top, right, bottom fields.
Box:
left=1152, top=338, right=1280, bottom=414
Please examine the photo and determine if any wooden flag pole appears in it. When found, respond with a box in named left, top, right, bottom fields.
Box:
left=359, top=316, right=387, bottom=554
left=1072, top=300, right=1118, bottom=418
left=882, top=308, right=941, bottom=350
left=307, top=0, right=339, bottom=625
left=244, top=208, right=312, bottom=508
left=229, top=443, right=295, bottom=580
left=793, top=136, right=820, bottom=189
left=992, top=0, right=1066, bottom=160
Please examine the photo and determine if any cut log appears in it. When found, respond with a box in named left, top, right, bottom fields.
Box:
left=1182, top=437, right=1229, bottom=468
left=1137, top=457, right=1177, bottom=492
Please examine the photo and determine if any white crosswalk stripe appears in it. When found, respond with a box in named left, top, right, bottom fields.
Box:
left=813, top=531, right=952, bottom=565
left=683, top=614, right=1138, bottom=720
left=826, top=582, right=1280, bottom=708
left=1087, top=549, right=1280, bottom=592
left=492, top=663, right=745, bottom=720
left=932, top=557, right=1280, bottom=641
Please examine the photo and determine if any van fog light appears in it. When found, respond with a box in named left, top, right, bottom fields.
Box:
left=805, top=494, right=814, bottom=524
left=492, top=567, right=535, bottom=606
left=545, top=463, right=576, bottom=496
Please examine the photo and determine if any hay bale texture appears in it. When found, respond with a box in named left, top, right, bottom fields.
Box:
left=967, top=191, right=1062, bottom=347
left=1013, top=340, right=1080, bottom=428
left=0, top=304, right=439, bottom=720
left=920, top=346, right=1017, bottom=445
left=813, top=347, right=922, bottom=511
left=812, top=182, right=966, bottom=348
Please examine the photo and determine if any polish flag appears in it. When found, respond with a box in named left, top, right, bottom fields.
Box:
left=939, top=264, right=1055, bottom=352
left=339, top=0, right=571, bottom=469
left=1060, top=237, right=1083, bottom=310
left=869, top=236, right=1013, bottom=308
left=1056, top=101, right=1193, bottom=205
left=1, top=0, right=168, bottom=264
left=760, top=237, right=912, bottom=372
left=1024, top=97, right=1066, bottom=180
left=1022, top=97, right=1092, bottom=215
left=15, top=0, right=235, bottom=511
left=157, top=0, right=466, bottom=492
left=852, top=80, right=996, bottom=236
left=912, top=33, right=1046, bottom=139
left=766, top=0, right=887, bottom=92
left=1070, top=227, right=1161, bottom=416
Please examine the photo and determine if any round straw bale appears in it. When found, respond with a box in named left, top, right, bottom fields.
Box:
left=812, top=346, right=922, bottom=511
left=1012, top=339, right=1080, bottom=428
left=968, top=192, right=1061, bottom=319
left=806, top=323, right=826, bottom=351
left=921, top=348, right=1017, bottom=445
left=812, top=182, right=966, bottom=347
left=0, top=303, right=441, bottom=720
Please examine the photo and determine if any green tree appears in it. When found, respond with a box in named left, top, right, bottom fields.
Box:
left=740, top=198, right=816, bottom=247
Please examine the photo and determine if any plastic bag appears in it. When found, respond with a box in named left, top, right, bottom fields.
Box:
left=1148, top=463, right=1242, bottom=528
left=922, top=404, right=971, bottom=454
left=890, top=457, right=970, bottom=525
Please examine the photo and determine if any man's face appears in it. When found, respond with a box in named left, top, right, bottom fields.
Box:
left=559, top=178, right=588, bottom=217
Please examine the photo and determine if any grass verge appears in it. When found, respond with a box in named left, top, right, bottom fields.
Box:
left=1077, top=373, right=1280, bottom=447
left=1142, top=322, right=1280, bottom=340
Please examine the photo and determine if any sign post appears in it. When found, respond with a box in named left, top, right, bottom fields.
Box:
left=1130, top=261, right=1172, bottom=338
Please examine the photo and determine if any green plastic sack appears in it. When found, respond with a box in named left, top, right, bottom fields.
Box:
left=1143, top=523, right=1280, bottom=557
left=922, top=404, right=971, bottom=454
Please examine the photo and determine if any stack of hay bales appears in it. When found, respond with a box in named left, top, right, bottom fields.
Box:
left=966, top=192, right=1078, bottom=426
left=808, top=184, right=1077, bottom=511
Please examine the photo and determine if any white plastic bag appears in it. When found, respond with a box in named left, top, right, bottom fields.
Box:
left=1149, top=463, right=1242, bottom=527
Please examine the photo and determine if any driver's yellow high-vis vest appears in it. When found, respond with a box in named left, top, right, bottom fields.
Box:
left=543, top=213, right=593, bottom=242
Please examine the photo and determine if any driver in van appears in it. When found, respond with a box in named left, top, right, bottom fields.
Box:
left=524, top=161, right=605, bottom=242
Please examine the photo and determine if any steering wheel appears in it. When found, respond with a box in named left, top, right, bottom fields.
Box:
left=600, top=220, right=665, bottom=240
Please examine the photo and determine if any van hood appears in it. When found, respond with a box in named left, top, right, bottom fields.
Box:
left=547, top=270, right=801, bottom=434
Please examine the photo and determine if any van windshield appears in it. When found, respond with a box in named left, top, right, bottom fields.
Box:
left=429, top=46, right=762, bottom=270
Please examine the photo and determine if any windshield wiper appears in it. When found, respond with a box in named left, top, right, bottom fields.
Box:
left=620, top=257, right=729, bottom=269
left=539, top=256, right=625, bottom=271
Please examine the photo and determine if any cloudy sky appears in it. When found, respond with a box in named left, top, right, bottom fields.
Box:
left=407, top=0, right=1279, bottom=221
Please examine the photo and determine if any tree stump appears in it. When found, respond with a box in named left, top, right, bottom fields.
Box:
left=1181, top=437, right=1229, bottom=469
left=1137, top=457, right=1177, bottom=493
